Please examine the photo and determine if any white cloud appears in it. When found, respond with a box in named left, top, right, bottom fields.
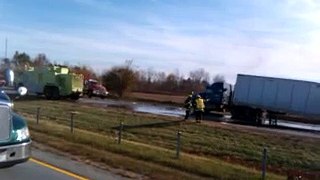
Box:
left=283, top=0, right=320, bottom=24
left=3, top=19, right=320, bottom=84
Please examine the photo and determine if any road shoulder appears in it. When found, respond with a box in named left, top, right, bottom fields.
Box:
left=31, top=141, right=141, bottom=180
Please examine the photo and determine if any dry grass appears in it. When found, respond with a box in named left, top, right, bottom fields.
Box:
left=13, top=98, right=320, bottom=179
left=28, top=120, right=284, bottom=180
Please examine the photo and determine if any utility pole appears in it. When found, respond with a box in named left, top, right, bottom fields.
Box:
left=5, top=38, right=8, bottom=59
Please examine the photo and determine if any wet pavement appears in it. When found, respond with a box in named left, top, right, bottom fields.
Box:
left=79, top=98, right=320, bottom=132
left=79, top=98, right=185, bottom=117
left=273, top=120, right=320, bottom=131
left=134, top=104, right=185, bottom=117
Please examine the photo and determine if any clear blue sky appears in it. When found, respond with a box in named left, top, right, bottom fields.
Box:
left=0, top=0, right=319, bottom=83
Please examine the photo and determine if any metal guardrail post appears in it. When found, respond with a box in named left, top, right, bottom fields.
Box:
left=36, top=107, right=40, bottom=124
left=176, top=131, right=181, bottom=159
left=262, top=147, right=267, bottom=180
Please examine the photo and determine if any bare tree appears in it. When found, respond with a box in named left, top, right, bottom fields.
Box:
left=189, top=68, right=210, bottom=91
left=189, top=68, right=210, bottom=83
left=165, top=73, right=179, bottom=91
left=155, top=72, right=166, bottom=83
left=147, top=67, right=155, bottom=83
left=70, top=65, right=97, bottom=80
left=12, top=51, right=32, bottom=68
left=33, top=53, right=52, bottom=67
left=101, top=61, right=137, bottom=97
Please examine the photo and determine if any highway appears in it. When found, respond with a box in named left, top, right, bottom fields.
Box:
left=0, top=146, right=129, bottom=180
left=0, top=159, right=85, bottom=180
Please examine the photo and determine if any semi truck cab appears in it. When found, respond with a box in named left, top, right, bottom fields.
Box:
left=201, top=82, right=233, bottom=113
left=83, top=79, right=108, bottom=99
left=0, top=87, right=31, bottom=168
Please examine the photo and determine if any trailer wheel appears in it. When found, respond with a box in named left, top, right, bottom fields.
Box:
left=255, top=109, right=263, bottom=126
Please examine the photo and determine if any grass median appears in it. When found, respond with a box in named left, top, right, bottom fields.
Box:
left=27, top=120, right=283, bottom=179
left=14, top=99, right=320, bottom=179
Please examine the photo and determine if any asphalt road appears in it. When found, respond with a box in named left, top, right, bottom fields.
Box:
left=0, top=160, right=81, bottom=180
left=0, top=147, right=130, bottom=180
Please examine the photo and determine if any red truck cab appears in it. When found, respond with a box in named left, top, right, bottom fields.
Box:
left=83, top=79, right=108, bottom=99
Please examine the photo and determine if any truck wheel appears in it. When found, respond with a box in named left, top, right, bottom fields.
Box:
left=44, top=87, right=52, bottom=100
left=88, top=91, right=93, bottom=98
left=52, top=87, right=60, bottom=100
left=70, top=94, right=80, bottom=100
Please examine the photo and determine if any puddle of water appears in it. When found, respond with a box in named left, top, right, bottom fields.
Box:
left=264, top=120, right=320, bottom=131
left=134, top=105, right=184, bottom=117
left=80, top=98, right=133, bottom=107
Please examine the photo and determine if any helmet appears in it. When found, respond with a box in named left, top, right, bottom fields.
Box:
left=196, top=94, right=201, bottom=98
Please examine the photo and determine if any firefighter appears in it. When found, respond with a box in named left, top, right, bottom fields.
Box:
left=184, top=92, right=194, bottom=120
left=194, top=94, right=205, bottom=123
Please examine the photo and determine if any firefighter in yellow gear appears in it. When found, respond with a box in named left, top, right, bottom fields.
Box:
left=194, top=94, right=205, bottom=123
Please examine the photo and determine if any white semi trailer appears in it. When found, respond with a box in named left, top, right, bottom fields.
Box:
left=231, top=74, right=320, bottom=125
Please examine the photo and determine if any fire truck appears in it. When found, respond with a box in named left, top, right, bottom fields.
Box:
left=15, top=66, right=84, bottom=100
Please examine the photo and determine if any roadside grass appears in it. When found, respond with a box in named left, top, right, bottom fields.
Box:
left=31, top=131, right=200, bottom=180
left=14, top=99, right=320, bottom=176
left=27, top=120, right=283, bottom=180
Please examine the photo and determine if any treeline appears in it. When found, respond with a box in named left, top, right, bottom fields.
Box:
left=1, top=51, right=225, bottom=97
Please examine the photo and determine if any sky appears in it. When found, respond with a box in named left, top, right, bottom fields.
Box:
left=0, top=0, right=320, bottom=84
